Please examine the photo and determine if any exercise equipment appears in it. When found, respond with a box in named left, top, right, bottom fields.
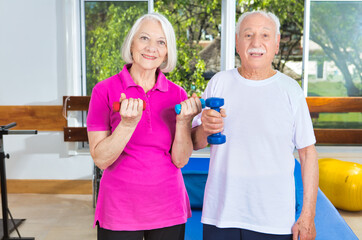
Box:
left=205, top=98, right=226, bottom=144
left=112, top=99, right=146, bottom=112
left=175, top=99, right=206, bottom=115
left=175, top=97, right=226, bottom=145
left=318, top=158, right=362, bottom=211
left=0, top=122, right=37, bottom=240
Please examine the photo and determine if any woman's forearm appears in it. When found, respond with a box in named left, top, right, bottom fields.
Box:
left=88, top=123, right=136, bottom=170
left=171, top=122, right=193, bottom=168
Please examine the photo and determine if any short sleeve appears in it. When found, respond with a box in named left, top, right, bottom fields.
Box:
left=191, top=76, right=215, bottom=128
left=87, top=84, right=111, bottom=131
left=293, top=95, right=316, bottom=149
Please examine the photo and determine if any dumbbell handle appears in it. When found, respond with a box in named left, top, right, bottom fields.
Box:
left=175, top=99, right=205, bottom=115
left=112, top=99, right=146, bottom=112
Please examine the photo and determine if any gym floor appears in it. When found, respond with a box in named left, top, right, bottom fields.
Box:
left=3, top=193, right=362, bottom=240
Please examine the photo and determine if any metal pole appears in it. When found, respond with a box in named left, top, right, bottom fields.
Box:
left=0, top=134, right=10, bottom=239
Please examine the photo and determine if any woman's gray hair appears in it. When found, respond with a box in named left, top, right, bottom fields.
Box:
left=235, top=10, right=280, bottom=40
left=121, top=12, right=177, bottom=73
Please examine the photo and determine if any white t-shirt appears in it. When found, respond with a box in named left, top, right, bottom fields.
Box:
left=192, top=69, right=316, bottom=234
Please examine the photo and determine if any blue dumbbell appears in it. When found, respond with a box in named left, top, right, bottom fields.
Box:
left=175, top=97, right=226, bottom=145
left=175, top=99, right=206, bottom=115
left=205, top=97, right=226, bottom=145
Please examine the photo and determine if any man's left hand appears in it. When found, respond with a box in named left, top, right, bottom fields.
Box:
left=292, top=214, right=316, bottom=240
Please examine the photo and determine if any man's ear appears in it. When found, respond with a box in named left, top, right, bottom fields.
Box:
left=235, top=33, right=239, bottom=53
left=275, top=34, right=281, bottom=54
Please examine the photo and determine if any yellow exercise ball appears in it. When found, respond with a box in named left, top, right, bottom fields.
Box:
left=319, top=158, right=362, bottom=211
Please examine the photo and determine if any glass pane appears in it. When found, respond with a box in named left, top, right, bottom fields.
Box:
left=154, top=0, right=222, bottom=95
left=307, top=1, right=362, bottom=97
left=312, top=113, right=362, bottom=129
left=85, top=1, right=148, bottom=95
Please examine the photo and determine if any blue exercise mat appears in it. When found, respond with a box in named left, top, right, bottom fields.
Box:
left=183, top=158, right=358, bottom=240
left=182, top=158, right=208, bottom=239
left=185, top=210, right=203, bottom=240
left=182, top=157, right=210, bottom=172
left=182, top=158, right=209, bottom=209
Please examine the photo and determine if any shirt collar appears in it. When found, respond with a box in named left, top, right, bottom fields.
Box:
left=119, top=64, right=168, bottom=92
left=154, top=68, right=168, bottom=92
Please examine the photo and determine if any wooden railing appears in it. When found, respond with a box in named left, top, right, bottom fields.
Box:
left=0, top=97, right=361, bottom=145
left=306, top=97, right=362, bottom=144
left=0, top=105, right=66, bottom=131
left=306, top=97, right=362, bottom=113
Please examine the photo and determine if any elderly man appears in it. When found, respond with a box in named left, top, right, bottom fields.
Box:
left=191, top=11, right=318, bottom=240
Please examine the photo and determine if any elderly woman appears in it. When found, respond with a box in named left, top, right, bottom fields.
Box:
left=87, top=13, right=202, bottom=240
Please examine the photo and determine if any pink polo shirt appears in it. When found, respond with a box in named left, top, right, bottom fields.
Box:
left=87, top=64, right=191, bottom=231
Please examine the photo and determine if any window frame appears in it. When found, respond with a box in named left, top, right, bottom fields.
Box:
left=80, top=0, right=153, bottom=96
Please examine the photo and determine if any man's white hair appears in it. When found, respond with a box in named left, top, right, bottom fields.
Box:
left=121, top=12, right=177, bottom=73
left=235, top=10, right=280, bottom=40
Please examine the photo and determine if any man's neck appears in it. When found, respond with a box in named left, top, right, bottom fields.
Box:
left=237, top=66, right=276, bottom=80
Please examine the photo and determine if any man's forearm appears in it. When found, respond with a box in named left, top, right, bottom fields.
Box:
left=191, top=125, right=209, bottom=150
left=298, top=145, right=319, bottom=217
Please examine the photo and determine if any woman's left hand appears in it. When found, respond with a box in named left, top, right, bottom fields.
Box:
left=177, top=93, right=203, bottom=124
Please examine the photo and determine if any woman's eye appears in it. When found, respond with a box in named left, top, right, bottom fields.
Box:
left=140, top=36, right=148, bottom=41
left=158, top=40, right=166, bottom=46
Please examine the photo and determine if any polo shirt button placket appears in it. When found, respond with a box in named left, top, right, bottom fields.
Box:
left=147, top=116, right=151, bottom=129
left=144, top=94, right=151, bottom=128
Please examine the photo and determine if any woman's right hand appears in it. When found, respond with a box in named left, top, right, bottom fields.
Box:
left=118, top=93, right=144, bottom=128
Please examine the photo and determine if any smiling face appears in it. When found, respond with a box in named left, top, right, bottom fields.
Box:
left=236, top=13, right=280, bottom=75
left=131, top=19, right=168, bottom=72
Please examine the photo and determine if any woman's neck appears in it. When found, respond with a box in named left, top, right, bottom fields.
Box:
left=129, top=64, right=157, bottom=93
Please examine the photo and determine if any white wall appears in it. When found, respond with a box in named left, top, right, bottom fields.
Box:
left=0, top=0, right=93, bottom=180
